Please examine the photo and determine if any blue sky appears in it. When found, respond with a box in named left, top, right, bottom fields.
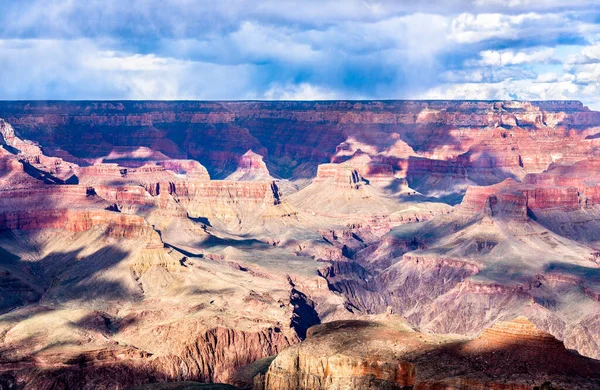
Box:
left=2, top=0, right=600, bottom=107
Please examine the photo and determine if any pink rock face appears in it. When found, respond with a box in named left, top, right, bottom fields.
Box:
left=0, top=118, right=79, bottom=182
left=460, top=173, right=587, bottom=216
left=226, top=150, right=273, bottom=181
left=0, top=208, right=161, bottom=244
left=2, top=100, right=599, bottom=185
left=157, top=159, right=211, bottom=179
left=238, top=150, right=267, bottom=171
left=315, top=163, right=364, bottom=188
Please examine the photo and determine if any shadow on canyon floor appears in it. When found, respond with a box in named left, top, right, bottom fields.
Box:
left=0, top=243, right=138, bottom=314
left=544, top=262, right=600, bottom=284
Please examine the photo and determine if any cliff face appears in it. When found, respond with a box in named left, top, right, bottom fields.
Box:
left=260, top=319, right=418, bottom=390
left=153, top=327, right=293, bottom=384
left=258, top=317, right=600, bottom=390
left=2, top=327, right=293, bottom=390
left=1, top=100, right=599, bottom=184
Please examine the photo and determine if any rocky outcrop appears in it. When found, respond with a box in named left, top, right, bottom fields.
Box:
left=157, top=159, right=211, bottom=179
left=260, top=320, right=418, bottom=390
left=460, top=175, right=589, bottom=216
left=226, top=150, right=274, bottom=181
left=315, top=163, right=364, bottom=189
left=152, top=327, right=294, bottom=384
left=0, top=147, right=43, bottom=189
left=1, top=324, right=292, bottom=390
left=0, top=208, right=161, bottom=243
left=258, top=318, right=600, bottom=390
left=330, top=166, right=600, bottom=359
left=468, top=316, right=563, bottom=349
left=0, top=118, right=78, bottom=182
left=460, top=179, right=529, bottom=218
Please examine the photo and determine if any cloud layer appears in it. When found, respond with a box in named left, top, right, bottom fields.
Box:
left=2, top=0, right=600, bottom=107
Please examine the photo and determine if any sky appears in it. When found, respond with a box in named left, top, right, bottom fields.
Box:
left=2, top=0, right=600, bottom=107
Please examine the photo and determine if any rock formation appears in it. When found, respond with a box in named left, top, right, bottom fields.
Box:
left=3, top=100, right=600, bottom=186
left=226, top=150, right=274, bottom=181
left=258, top=317, right=600, bottom=390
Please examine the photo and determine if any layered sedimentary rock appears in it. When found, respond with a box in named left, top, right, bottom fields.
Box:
left=457, top=160, right=600, bottom=246
left=314, top=163, right=365, bottom=189
left=0, top=219, right=314, bottom=390
left=226, top=150, right=274, bottom=181
left=327, top=165, right=600, bottom=360
left=3, top=100, right=600, bottom=389
left=0, top=147, right=42, bottom=189
left=2, top=100, right=600, bottom=186
left=0, top=208, right=161, bottom=243
left=76, top=160, right=283, bottom=232
left=98, top=146, right=171, bottom=167
left=0, top=117, right=314, bottom=390
left=461, top=178, right=585, bottom=215
left=258, top=317, right=600, bottom=390
left=0, top=118, right=78, bottom=183
left=317, top=151, right=403, bottom=190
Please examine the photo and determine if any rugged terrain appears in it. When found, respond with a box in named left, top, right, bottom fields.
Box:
left=258, top=316, right=600, bottom=390
left=0, top=100, right=599, bottom=389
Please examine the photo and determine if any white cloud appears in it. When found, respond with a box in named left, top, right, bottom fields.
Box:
left=422, top=39, right=600, bottom=110
left=450, top=12, right=545, bottom=44
left=535, top=72, right=559, bottom=82
left=0, top=39, right=256, bottom=100
left=229, top=21, right=322, bottom=64
left=473, top=0, right=597, bottom=9
left=567, top=43, right=600, bottom=64
left=84, top=52, right=179, bottom=71
left=566, top=63, right=600, bottom=84
left=470, top=48, right=556, bottom=66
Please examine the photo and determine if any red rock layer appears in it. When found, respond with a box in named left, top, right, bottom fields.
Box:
left=0, top=118, right=78, bottom=182
left=0, top=208, right=161, bottom=244
left=180, top=181, right=281, bottom=206
left=154, top=327, right=294, bottom=384
left=237, top=150, right=268, bottom=171
left=460, top=165, right=600, bottom=216
left=472, top=316, right=561, bottom=347
left=226, top=150, right=274, bottom=181
left=78, top=162, right=278, bottom=206
left=156, top=159, right=210, bottom=179
left=2, top=100, right=599, bottom=180
left=315, top=164, right=364, bottom=189
left=3, top=326, right=293, bottom=390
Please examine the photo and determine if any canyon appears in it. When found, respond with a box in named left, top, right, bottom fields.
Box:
left=0, top=100, right=599, bottom=389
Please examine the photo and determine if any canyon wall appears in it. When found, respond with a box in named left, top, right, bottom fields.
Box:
left=1, top=100, right=599, bottom=181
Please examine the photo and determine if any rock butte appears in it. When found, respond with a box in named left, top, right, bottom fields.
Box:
left=0, top=100, right=599, bottom=389
left=226, top=150, right=274, bottom=182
